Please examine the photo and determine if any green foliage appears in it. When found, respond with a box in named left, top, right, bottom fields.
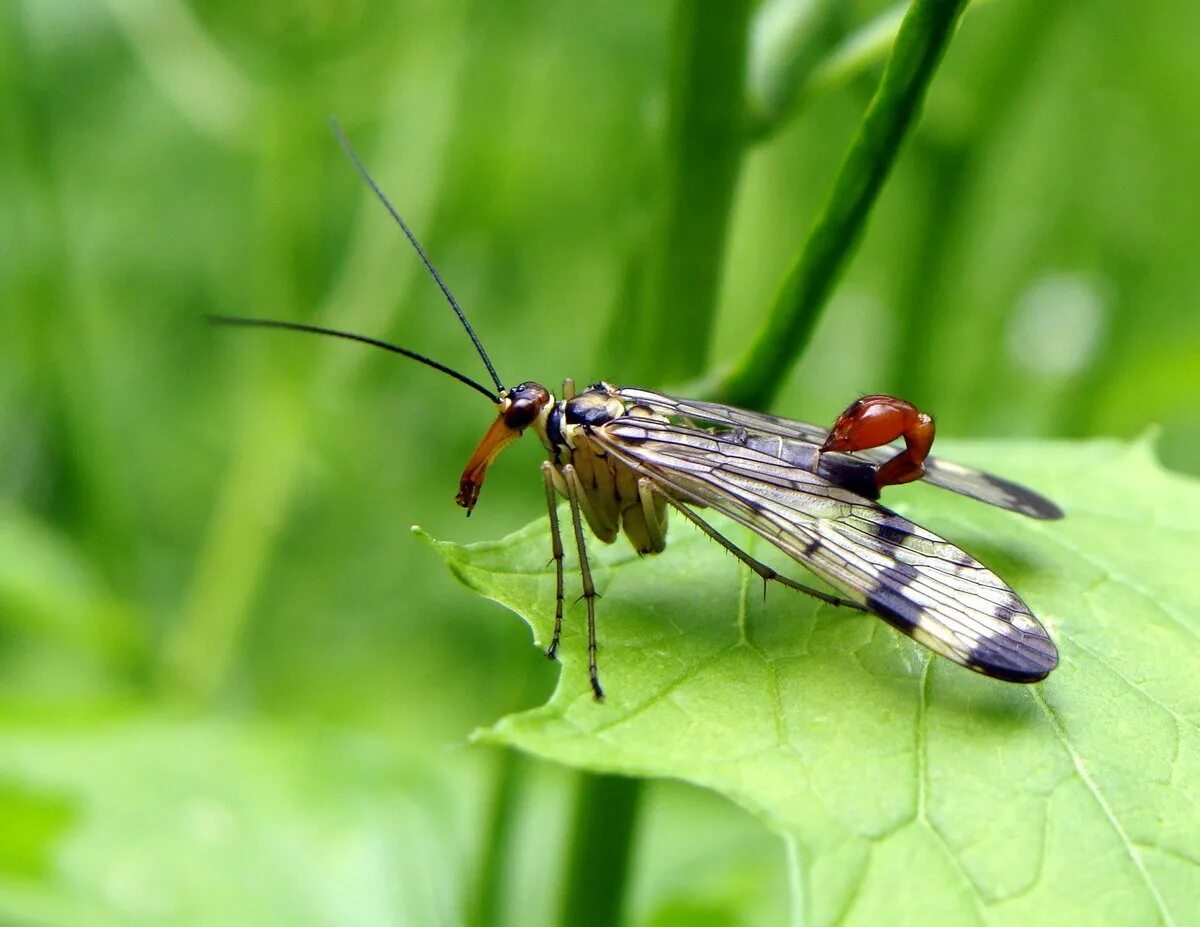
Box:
left=0, top=716, right=482, bottom=926
left=3, top=0, right=1200, bottom=921
left=432, top=439, right=1200, bottom=925
left=0, top=713, right=788, bottom=926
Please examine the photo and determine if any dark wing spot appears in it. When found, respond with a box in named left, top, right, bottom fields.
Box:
left=1001, top=592, right=1025, bottom=614
left=949, top=548, right=975, bottom=568
left=967, top=630, right=1058, bottom=682
left=982, top=473, right=1064, bottom=520
left=865, top=586, right=921, bottom=633
left=872, top=516, right=915, bottom=550
left=879, top=561, right=919, bottom=585
left=991, top=603, right=1016, bottom=624
left=864, top=562, right=924, bottom=634
left=815, top=455, right=879, bottom=500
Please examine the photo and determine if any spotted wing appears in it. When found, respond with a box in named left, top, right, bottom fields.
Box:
left=592, top=416, right=1058, bottom=682
left=615, top=387, right=1063, bottom=520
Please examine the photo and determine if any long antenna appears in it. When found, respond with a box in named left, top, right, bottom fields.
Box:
left=329, top=119, right=505, bottom=394
left=208, top=315, right=500, bottom=403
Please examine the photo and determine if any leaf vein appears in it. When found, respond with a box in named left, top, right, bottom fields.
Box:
left=1030, top=687, right=1177, bottom=927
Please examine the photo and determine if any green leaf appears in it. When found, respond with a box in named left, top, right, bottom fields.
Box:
left=425, top=439, right=1200, bottom=926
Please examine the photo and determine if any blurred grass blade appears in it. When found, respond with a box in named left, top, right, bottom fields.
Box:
left=716, top=0, right=971, bottom=410
left=163, top=42, right=472, bottom=701
left=746, top=0, right=846, bottom=139
left=102, top=0, right=262, bottom=144
left=558, top=774, right=643, bottom=927
left=625, top=0, right=753, bottom=385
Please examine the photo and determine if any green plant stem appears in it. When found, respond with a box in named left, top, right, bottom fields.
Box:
left=467, top=746, right=523, bottom=927
left=626, top=0, right=752, bottom=385
left=557, top=773, right=643, bottom=927
left=715, top=0, right=970, bottom=410
left=749, top=0, right=999, bottom=142
left=466, top=658, right=553, bottom=927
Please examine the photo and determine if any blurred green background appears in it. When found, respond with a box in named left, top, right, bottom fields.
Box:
left=2, top=0, right=1198, bottom=923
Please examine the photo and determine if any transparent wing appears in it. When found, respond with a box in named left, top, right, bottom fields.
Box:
left=592, top=416, right=1058, bottom=682
left=615, top=387, right=1063, bottom=520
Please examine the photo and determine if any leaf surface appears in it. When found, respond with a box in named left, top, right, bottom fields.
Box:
left=426, top=439, right=1200, bottom=927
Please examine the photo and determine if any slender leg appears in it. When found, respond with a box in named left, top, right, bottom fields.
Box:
left=666, top=497, right=867, bottom=611
left=562, top=464, right=604, bottom=701
left=561, top=378, right=577, bottom=401
left=636, top=478, right=668, bottom=554
left=566, top=459, right=619, bottom=542
left=541, top=461, right=566, bottom=660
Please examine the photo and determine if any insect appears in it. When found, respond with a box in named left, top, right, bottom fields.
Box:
left=213, top=124, right=1061, bottom=701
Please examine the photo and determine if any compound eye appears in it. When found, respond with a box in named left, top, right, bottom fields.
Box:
left=501, top=383, right=549, bottom=429
left=504, top=398, right=533, bottom=427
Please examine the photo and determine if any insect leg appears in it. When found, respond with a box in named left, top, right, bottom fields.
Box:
left=561, top=378, right=576, bottom=401
left=562, top=464, right=604, bottom=701
left=666, top=497, right=866, bottom=611
left=562, top=453, right=619, bottom=542
left=635, top=478, right=669, bottom=554
left=541, top=461, right=566, bottom=661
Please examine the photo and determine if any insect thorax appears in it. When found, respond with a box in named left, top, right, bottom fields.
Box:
left=538, top=383, right=669, bottom=554
left=538, top=382, right=621, bottom=455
